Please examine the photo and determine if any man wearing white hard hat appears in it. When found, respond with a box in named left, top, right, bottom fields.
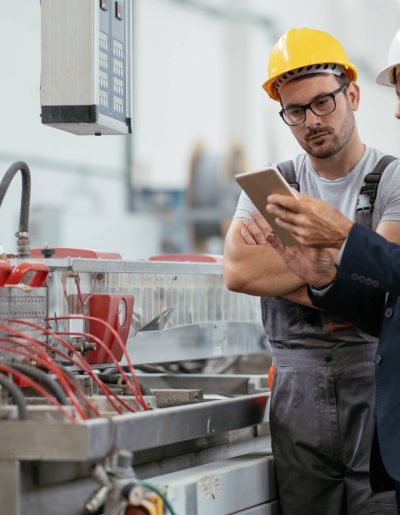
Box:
left=260, top=28, right=400, bottom=515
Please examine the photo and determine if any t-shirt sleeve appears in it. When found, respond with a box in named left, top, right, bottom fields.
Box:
left=232, top=190, right=259, bottom=220
left=376, top=161, right=400, bottom=222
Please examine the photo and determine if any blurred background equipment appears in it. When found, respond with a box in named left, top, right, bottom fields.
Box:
left=186, top=141, right=244, bottom=253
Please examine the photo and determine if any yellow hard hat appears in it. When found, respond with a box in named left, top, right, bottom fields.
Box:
left=263, top=28, right=358, bottom=101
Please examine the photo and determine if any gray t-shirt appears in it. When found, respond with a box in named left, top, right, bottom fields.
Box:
left=233, top=146, right=400, bottom=349
left=234, top=146, right=400, bottom=229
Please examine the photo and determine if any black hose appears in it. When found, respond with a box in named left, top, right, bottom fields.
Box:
left=135, top=364, right=167, bottom=373
left=0, top=373, right=28, bottom=420
left=98, top=372, right=119, bottom=384
left=98, top=367, right=118, bottom=377
left=0, top=161, right=31, bottom=234
left=101, top=364, right=165, bottom=374
left=0, top=161, right=31, bottom=256
left=10, top=363, right=69, bottom=405
left=56, top=364, right=87, bottom=406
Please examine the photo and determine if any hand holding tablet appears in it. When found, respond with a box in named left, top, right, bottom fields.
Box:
left=235, top=167, right=299, bottom=245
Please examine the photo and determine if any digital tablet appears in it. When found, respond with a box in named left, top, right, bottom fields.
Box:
left=235, top=167, right=299, bottom=246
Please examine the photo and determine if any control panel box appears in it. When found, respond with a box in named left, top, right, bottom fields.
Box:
left=41, top=0, right=132, bottom=135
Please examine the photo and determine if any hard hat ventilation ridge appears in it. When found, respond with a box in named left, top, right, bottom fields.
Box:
left=274, top=63, right=345, bottom=93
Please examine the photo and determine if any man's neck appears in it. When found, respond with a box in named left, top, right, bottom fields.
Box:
left=308, top=138, right=366, bottom=180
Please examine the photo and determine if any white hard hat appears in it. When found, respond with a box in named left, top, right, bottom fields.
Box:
left=376, top=29, right=400, bottom=87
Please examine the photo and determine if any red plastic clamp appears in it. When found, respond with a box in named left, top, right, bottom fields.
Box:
left=6, top=262, right=49, bottom=287
left=0, top=261, right=12, bottom=286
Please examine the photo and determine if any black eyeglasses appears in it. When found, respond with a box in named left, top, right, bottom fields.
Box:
left=279, top=83, right=348, bottom=126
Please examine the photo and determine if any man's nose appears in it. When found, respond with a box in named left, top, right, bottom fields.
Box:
left=304, top=107, right=322, bottom=127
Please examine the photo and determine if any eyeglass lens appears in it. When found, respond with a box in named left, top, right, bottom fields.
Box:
left=283, top=95, right=335, bottom=125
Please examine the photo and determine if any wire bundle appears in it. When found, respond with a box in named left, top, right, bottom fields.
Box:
left=0, top=316, right=148, bottom=423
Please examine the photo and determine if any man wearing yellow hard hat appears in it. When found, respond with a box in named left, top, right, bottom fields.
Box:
left=251, top=28, right=400, bottom=515
left=224, top=28, right=400, bottom=514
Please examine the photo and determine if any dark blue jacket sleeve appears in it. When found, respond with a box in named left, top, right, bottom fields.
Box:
left=340, top=223, right=400, bottom=294
left=308, top=223, right=400, bottom=336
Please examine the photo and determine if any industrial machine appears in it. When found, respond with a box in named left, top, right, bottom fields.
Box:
left=0, top=162, right=278, bottom=514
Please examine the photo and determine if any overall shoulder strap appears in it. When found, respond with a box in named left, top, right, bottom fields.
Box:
left=276, top=160, right=300, bottom=191
left=355, top=154, right=397, bottom=226
left=364, top=154, right=397, bottom=185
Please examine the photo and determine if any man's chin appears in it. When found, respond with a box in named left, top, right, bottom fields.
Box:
left=310, top=147, right=337, bottom=159
left=303, top=140, right=339, bottom=159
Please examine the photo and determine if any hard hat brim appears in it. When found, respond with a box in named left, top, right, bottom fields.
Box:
left=376, top=63, right=398, bottom=87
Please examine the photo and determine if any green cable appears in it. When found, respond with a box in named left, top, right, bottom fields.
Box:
left=140, top=481, right=177, bottom=515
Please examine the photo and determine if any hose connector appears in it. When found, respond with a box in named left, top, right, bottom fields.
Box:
left=15, top=231, right=30, bottom=258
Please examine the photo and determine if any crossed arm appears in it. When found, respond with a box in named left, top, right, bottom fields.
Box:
left=262, top=193, right=400, bottom=329
left=223, top=195, right=400, bottom=307
left=223, top=212, right=312, bottom=305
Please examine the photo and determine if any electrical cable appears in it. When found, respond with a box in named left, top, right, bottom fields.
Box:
left=48, top=315, right=148, bottom=410
left=0, top=372, right=28, bottom=420
left=4, top=327, right=117, bottom=415
left=99, top=374, right=153, bottom=397
left=9, top=362, right=69, bottom=405
left=33, top=339, right=125, bottom=415
left=0, top=336, right=101, bottom=418
left=98, top=367, right=117, bottom=376
left=135, top=364, right=167, bottom=374
left=74, top=276, right=86, bottom=309
left=97, top=372, right=121, bottom=384
left=56, top=331, right=143, bottom=408
left=8, top=320, right=138, bottom=414
left=8, top=320, right=135, bottom=414
left=98, top=372, right=152, bottom=397
left=0, top=363, right=76, bottom=423
left=0, top=324, right=87, bottom=419
left=36, top=334, right=128, bottom=414
left=56, top=363, right=101, bottom=415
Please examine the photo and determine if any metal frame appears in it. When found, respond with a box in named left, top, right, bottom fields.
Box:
left=0, top=394, right=268, bottom=461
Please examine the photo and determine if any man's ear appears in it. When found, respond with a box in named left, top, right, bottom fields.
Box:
left=346, top=82, right=360, bottom=111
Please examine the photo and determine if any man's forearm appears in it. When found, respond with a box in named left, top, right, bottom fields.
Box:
left=223, top=220, right=305, bottom=296
left=224, top=246, right=305, bottom=296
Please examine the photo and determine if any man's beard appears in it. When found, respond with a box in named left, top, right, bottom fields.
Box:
left=297, top=113, right=355, bottom=159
